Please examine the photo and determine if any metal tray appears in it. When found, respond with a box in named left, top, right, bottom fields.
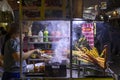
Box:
left=24, top=72, right=45, bottom=77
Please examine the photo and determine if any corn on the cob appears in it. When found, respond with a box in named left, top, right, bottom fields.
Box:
left=71, top=46, right=106, bottom=69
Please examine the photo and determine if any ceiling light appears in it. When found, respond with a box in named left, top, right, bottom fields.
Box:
left=100, top=15, right=103, bottom=20
left=17, top=0, right=20, bottom=4
left=108, top=15, right=111, bottom=18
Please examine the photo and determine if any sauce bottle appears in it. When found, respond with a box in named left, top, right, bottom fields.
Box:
left=43, top=27, right=49, bottom=42
left=38, top=30, right=43, bottom=42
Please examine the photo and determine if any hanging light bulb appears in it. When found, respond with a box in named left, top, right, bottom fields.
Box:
left=112, top=11, right=118, bottom=17
left=108, top=15, right=111, bottom=18
left=17, top=0, right=20, bottom=4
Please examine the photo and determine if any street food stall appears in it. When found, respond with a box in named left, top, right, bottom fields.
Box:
left=3, top=0, right=117, bottom=80
left=19, top=0, right=115, bottom=80
left=20, top=20, right=113, bottom=80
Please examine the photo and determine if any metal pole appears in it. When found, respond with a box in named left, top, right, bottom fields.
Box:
left=19, top=0, right=23, bottom=79
left=69, top=0, right=73, bottom=78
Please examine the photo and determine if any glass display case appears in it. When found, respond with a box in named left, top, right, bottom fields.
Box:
left=19, top=0, right=113, bottom=79
left=71, top=20, right=108, bottom=78
left=22, top=20, right=71, bottom=78
left=20, top=20, right=112, bottom=79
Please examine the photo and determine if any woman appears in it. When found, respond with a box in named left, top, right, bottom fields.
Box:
left=2, top=22, right=40, bottom=80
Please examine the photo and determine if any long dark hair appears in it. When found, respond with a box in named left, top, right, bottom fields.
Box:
left=0, top=27, right=7, bottom=35
left=1, top=22, right=20, bottom=55
left=8, top=22, right=20, bottom=36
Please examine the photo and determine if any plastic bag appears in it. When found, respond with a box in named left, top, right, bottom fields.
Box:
left=0, top=0, right=14, bottom=22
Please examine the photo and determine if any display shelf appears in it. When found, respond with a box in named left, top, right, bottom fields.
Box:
left=23, top=20, right=70, bottom=78
left=27, top=35, right=69, bottom=44
left=28, top=42, right=58, bottom=44
left=22, top=6, right=41, bottom=10
left=24, top=72, right=44, bottom=77
left=28, top=35, right=70, bottom=38
left=28, top=59, right=50, bottom=61
left=20, top=0, right=67, bottom=20
left=21, top=0, right=41, bottom=7
left=22, top=8, right=41, bottom=20
left=45, top=7, right=63, bottom=10
left=45, top=0, right=63, bottom=7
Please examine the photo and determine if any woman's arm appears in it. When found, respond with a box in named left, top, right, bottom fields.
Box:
left=12, top=49, right=40, bottom=61
left=23, top=49, right=40, bottom=59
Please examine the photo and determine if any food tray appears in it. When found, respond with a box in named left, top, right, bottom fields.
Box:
left=24, top=72, right=45, bottom=77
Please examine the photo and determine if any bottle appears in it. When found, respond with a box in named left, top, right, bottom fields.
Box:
left=43, top=27, right=49, bottom=42
left=38, top=30, right=43, bottom=42
left=28, top=26, right=32, bottom=36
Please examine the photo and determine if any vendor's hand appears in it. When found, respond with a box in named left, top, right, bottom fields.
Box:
left=34, top=49, right=40, bottom=54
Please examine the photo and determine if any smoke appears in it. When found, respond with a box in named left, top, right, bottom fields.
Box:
left=46, top=21, right=70, bottom=64
left=39, top=20, right=87, bottom=64
left=72, top=21, right=86, bottom=45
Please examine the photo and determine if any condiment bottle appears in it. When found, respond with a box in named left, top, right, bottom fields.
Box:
left=43, top=27, right=49, bottom=42
left=38, top=30, right=43, bottom=42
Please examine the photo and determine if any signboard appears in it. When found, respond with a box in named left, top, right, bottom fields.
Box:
left=82, top=23, right=94, bottom=47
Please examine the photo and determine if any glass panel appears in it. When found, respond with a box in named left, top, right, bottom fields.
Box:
left=21, top=0, right=41, bottom=20
left=72, top=20, right=111, bottom=78
left=22, top=20, right=70, bottom=77
left=45, top=0, right=63, bottom=7
left=22, top=9, right=41, bottom=20
left=72, top=20, right=95, bottom=78
left=22, top=0, right=41, bottom=7
left=45, top=10, right=63, bottom=19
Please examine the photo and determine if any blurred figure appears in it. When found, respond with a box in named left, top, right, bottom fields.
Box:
left=0, top=26, right=8, bottom=67
left=0, top=27, right=7, bottom=36
left=1, top=22, right=40, bottom=80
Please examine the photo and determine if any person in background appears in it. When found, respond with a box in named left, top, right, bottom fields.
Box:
left=0, top=27, right=7, bottom=36
left=1, top=22, right=40, bottom=80
left=0, top=26, right=8, bottom=69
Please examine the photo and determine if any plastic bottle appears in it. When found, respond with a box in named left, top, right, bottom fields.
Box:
left=38, top=30, right=43, bottom=42
left=28, top=26, right=32, bottom=36
left=43, top=27, right=49, bottom=42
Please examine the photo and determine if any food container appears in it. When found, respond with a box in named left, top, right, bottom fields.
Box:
left=45, top=62, right=66, bottom=77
